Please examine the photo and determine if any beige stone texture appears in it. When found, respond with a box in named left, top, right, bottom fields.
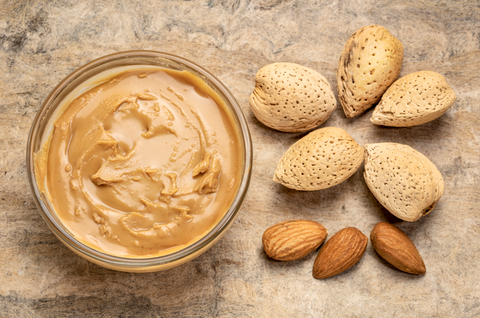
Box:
left=1, top=0, right=480, bottom=317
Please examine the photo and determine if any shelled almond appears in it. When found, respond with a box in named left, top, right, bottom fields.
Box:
left=312, top=227, right=368, bottom=279
left=262, top=220, right=328, bottom=261
left=371, top=222, right=426, bottom=274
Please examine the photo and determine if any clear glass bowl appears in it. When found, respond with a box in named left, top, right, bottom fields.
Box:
left=26, top=51, right=252, bottom=272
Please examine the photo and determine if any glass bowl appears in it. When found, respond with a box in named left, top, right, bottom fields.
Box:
left=26, top=51, right=252, bottom=272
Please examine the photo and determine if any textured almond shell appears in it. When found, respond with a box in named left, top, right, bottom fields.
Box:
left=364, top=143, right=444, bottom=222
left=273, top=127, right=364, bottom=191
left=262, top=220, right=328, bottom=261
left=371, top=222, right=426, bottom=274
left=312, top=227, right=367, bottom=279
left=337, top=25, right=404, bottom=118
left=249, top=62, right=336, bottom=132
left=371, top=71, right=456, bottom=127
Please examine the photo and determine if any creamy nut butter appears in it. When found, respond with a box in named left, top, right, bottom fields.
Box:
left=35, top=66, right=242, bottom=257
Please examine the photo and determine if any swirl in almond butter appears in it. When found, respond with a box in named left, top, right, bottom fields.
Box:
left=37, top=68, right=241, bottom=257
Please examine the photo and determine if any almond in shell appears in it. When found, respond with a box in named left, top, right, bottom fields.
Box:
left=337, top=25, right=404, bottom=118
left=364, top=143, right=444, bottom=222
left=273, top=127, right=364, bottom=191
left=371, top=222, right=426, bottom=274
left=262, top=220, right=328, bottom=261
left=249, top=62, right=336, bottom=132
left=371, top=71, right=456, bottom=127
left=312, top=227, right=368, bottom=279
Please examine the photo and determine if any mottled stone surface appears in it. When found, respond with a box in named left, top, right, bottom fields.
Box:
left=1, top=0, right=480, bottom=317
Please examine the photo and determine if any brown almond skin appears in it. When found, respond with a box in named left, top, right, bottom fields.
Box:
left=312, top=227, right=367, bottom=279
left=262, top=220, right=328, bottom=261
left=371, top=222, right=426, bottom=274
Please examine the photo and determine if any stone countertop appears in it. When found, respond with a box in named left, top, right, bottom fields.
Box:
left=1, top=0, right=479, bottom=317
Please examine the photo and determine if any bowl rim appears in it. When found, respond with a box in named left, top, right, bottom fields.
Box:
left=26, top=50, right=252, bottom=269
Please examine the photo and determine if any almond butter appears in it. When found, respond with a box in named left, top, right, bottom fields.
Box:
left=363, top=143, right=444, bottom=222
left=249, top=62, right=336, bottom=132
left=262, top=220, right=328, bottom=261
left=273, top=127, right=363, bottom=191
left=312, top=227, right=367, bottom=279
left=371, top=222, right=426, bottom=274
left=337, top=25, right=404, bottom=118
left=371, top=71, right=456, bottom=127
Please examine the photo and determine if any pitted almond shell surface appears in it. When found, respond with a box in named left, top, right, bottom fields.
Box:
left=262, top=220, right=328, bottom=261
left=273, top=127, right=363, bottom=191
left=312, top=227, right=368, bottom=279
left=337, top=25, right=404, bottom=118
left=363, top=143, right=444, bottom=222
left=371, top=71, right=456, bottom=127
left=249, top=62, right=336, bottom=132
left=371, top=222, right=426, bottom=274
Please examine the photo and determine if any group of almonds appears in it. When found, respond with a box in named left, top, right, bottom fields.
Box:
left=249, top=25, right=455, bottom=278
left=263, top=220, right=425, bottom=279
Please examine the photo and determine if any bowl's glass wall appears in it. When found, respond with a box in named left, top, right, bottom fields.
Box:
left=27, top=51, right=252, bottom=272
